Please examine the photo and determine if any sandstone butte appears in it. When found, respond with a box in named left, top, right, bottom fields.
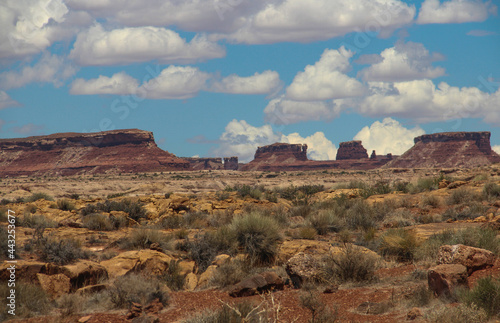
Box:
left=384, top=131, right=500, bottom=169
left=0, top=129, right=190, bottom=176
left=1, top=129, right=499, bottom=176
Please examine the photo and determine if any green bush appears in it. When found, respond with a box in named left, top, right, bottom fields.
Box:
left=379, top=228, right=419, bottom=261
left=231, top=212, right=282, bottom=265
left=57, top=199, right=76, bottom=211
left=25, top=192, right=54, bottom=202
left=460, top=277, right=500, bottom=318
left=109, top=273, right=169, bottom=308
left=323, top=244, right=378, bottom=283
left=410, top=177, right=438, bottom=193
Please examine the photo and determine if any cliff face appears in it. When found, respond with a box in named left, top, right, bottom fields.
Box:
left=224, top=157, right=239, bottom=170
left=0, top=129, right=190, bottom=176
left=336, top=141, right=368, bottom=160
left=385, top=131, right=500, bottom=168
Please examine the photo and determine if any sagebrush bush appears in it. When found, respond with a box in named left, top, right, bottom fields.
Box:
left=81, top=199, right=147, bottom=221
left=426, top=303, right=487, bottom=323
left=120, top=228, right=172, bottom=250
left=416, top=227, right=500, bottom=261
left=345, top=199, right=376, bottom=231
left=18, top=213, right=57, bottom=229
left=379, top=228, right=419, bottom=261
left=57, top=199, right=76, bottom=211
left=298, top=226, right=318, bottom=240
left=460, top=277, right=500, bottom=318
left=109, top=273, right=169, bottom=308
left=306, top=210, right=345, bottom=235
left=210, top=259, right=247, bottom=288
left=231, top=212, right=282, bottom=265
left=447, top=187, right=481, bottom=205
left=25, top=192, right=54, bottom=202
left=162, top=260, right=186, bottom=291
left=183, top=301, right=268, bottom=323
left=82, top=213, right=114, bottom=231
left=421, top=194, right=442, bottom=208
left=410, top=177, right=438, bottom=193
left=0, top=282, right=52, bottom=321
left=41, top=237, right=90, bottom=265
left=483, top=182, right=500, bottom=199
left=323, top=244, right=378, bottom=283
left=186, top=227, right=237, bottom=272
left=442, top=203, right=488, bottom=221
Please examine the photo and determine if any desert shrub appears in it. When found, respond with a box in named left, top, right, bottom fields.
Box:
left=18, top=213, right=56, bottom=229
left=442, top=202, right=488, bottom=221
left=0, top=282, right=53, bottom=321
left=426, top=303, right=488, bottom=323
left=0, top=227, right=9, bottom=259
left=265, top=191, right=278, bottom=203
left=323, top=244, right=378, bottom=283
left=306, top=210, right=345, bottom=235
left=410, top=177, right=438, bottom=193
left=483, top=182, right=500, bottom=199
left=57, top=199, right=76, bottom=211
left=215, top=191, right=230, bottom=201
left=460, top=277, right=500, bottom=318
left=210, top=259, right=248, bottom=288
left=381, top=209, right=415, bottom=228
left=447, top=187, right=481, bottom=205
left=0, top=198, right=13, bottom=205
left=183, top=211, right=209, bottom=229
left=107, top=192, right=127, bottom=199
left=81, top=199, right=147, bottom=221
left=25, top=192, right=54, bottom=202
left=82, top=213, right=114, bottom=231
left=299, top=287, right=338, bottom=323
left=120, top=228, right=172, bottom=250
left=40, top=237, right=90, bottom=265
left=379, top=228, right=419, bottom=261
left=416, top=227, right=500, bottom=261
left=183, top=300, right=268, bottom=323
left=161, top=215, right=183, bottom=229
left=162, top=260, right=185, bottom=291
left=289, top=204, right=313, bottom=219
left=360, top=181, right=392, bottom=198
left=408, top=283, right=433, bottom=307
left=393, top=180, right=411, bottom=193
left=57, top=293, right=84, bottom=316
left=345, top=199, right=376, bottom=231
left=109, top=273, right=169, bottom=308
left=421, top=194, right=442, bottom=208
left=298, top=227, right=318, bottom=240
left=186, top=227, right=237, bottom=272
left=274, top=185, right=324, bottom=205
left=231, top=212, right=282, bottom=265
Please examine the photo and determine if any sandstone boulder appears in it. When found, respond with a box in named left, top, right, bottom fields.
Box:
left=76, top=284, right=108, bottom=296
left=438, top=244, right=496, bottom=274
left=63, top=260, right=108, bottom=290
left=228, top=271, right=284, bottom=297
left=0, top=261, right=47, bottom=282
left=101, top=250, right=175, bottom=279
left=428, top=264, right=467, bottom=296
left=212, top=254, right=231, bottom=266
left=197, top=265, right=218, bottom=288
left=286, top=252, right=323, bottom=288
left=36, top=273, right=71, bottom=298
left=184, top=273, right=198, bottom=291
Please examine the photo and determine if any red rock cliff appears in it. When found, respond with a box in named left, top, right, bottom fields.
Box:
left=0, top=129, right=190, bottom=176
left=385, top=131, right=500, bottom=168
left=336, top=141, right=368, bottom=160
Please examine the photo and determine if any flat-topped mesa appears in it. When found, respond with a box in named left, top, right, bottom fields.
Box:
left=385, top=131, right=500, bottom=169
left=224, top=157, right=239, bottom=170
left=336, top=141, right=368, bottom=160
left=0, top=129, right=190, bottom=176
left=254, top=143, right=308, bottom=162
left=183, top=157, right=223, bottom=170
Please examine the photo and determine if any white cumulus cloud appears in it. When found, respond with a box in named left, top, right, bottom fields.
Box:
left=214, top=0, right=416, bottom=44
left=281, top=132, right=337, bottom=161
left=353, top=118, right=425, bottom=155
left=70, top=72, right=139, bottom=95
left=493, top=145, right=500, bottom=155
left=286, top=47, right=365, bottom=101
left=358, top=42, right=445, bottom=82
left=211, top=71, right=282, bottom=95
left=139, top=65, right=210, bottom=100
left=417, top=0, right=497, bottom=24
left=264, top=96, right=342, bottom=125
left=212, top=119, right=337, bottom=162
left=69, top=24, right=225, bottom=66
left=0, top=53, right=77, bottom=89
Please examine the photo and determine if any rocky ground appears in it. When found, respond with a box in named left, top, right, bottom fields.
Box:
left=1, top=166, right=500, bottom=322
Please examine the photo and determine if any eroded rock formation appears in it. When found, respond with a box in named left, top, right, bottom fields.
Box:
left=336, top=141, right=368, bottom=160
left=0, top=129, right=190, bottom=176
left=385, top=131, right=500, bottom=168
left=183, top=157, right=223, bottom=170
left=224, top=156, right=239, bottom=170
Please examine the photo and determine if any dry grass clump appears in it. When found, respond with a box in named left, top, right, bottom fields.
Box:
left=379, top=228, right=419, bottom=262
left=322, top=244, right=378, bottom=283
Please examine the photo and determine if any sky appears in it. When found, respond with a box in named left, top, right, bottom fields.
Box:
left=0, top=0, right=499, bottom=162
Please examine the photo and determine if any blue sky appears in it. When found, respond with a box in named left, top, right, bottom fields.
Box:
left=1, top=0, right=499, bottom=162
